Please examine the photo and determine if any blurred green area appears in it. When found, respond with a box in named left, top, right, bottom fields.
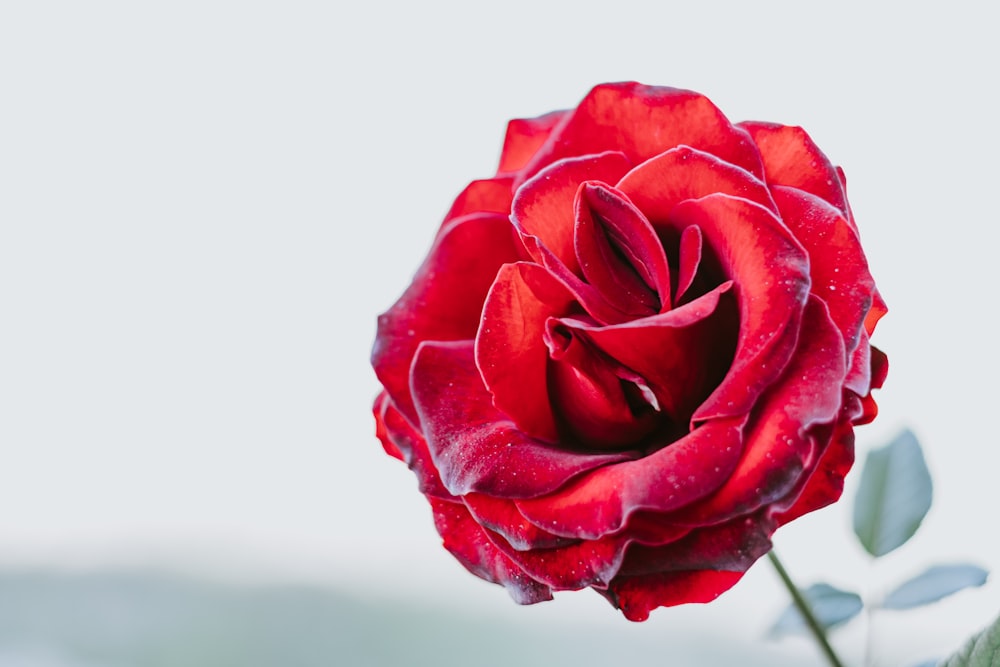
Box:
left=0, top=570, right=804, bottom=666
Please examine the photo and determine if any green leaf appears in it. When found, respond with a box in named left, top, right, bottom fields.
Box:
left=939, top=611, right=1000, bottom=666
left=852, top=429, right=933, bottom=557
left=882, top=564, right=989, bottom=610
left=769, top=583, right=863, bottom=638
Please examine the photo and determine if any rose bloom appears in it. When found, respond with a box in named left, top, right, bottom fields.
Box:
left=372, top=82, right=886, bottom=621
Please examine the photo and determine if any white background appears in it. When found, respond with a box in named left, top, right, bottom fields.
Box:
left=1, top=1, right=998, bottom=663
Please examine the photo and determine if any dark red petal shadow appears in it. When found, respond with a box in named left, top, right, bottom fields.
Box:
left=557, top=281, right=737, bottom=424
left=673, top=296, right=846, bottom=526
left=574, top=183, right=671, bottom=314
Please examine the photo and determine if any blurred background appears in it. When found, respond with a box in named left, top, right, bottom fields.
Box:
left=1, top=1, right=997, bottom=665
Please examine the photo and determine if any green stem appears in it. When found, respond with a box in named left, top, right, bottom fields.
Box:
left=768, top=550, right=847, bottom=667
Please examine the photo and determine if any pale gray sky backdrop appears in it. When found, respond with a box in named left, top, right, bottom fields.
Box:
left=1, top=1, right=997, bottom=664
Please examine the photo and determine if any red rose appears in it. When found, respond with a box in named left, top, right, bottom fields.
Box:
left=372, top=82, right=887, bottom=621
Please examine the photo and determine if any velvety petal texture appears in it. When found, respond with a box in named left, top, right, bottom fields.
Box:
left=371, top=82, right=885, bottom=621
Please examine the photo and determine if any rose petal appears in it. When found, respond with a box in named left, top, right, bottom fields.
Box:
left=523, top=82, right=765, bottom=182
left=870, top=345, right=888, bottom=390
left=617, top=511, right=776, bottom=577
left=563, top=282, right=737, bottom=424
left=375, top=391, right=455, bottom=500
left=373, top=392, right=404, bottom=461
left=515, top=416, right=745, bottom=540
left=773, top=416, right=855, bottom=525
left=497, top=110, right=569, bottom=175
left=482, top=514, right=693, bottom=592
left=430, top=497, right=553, bottom=605
left=372, top=213, right=523, bottom=425
left=866, top=289, right=888, bottom=335
left=520, top=235, right=638, bottom=326
left=605, top=569, right=746, bottom=622
left=844, top=328, right=872, bottom=397
left=674, top=224, right=703, bottom=304
left=673, top=296, right=846, bottom=526
left=574, top=183, right=671, bottom=313
left=485, top=527, right=629, bottom=590
left=463, top=493, right=576, bottom=551
left=443, top=177, right=516, bottom=225
left=477, top=262, right=576, bottom=441
left=617, top=145, right=777, bottom=223
left=771, top=184, right=875, bottom=358
left=666, top=194, right=811, bottom=423
left=739, top=121, right=850, bottom=218
left=855, top=345, right=888, bottom=425
left=412, top=340, right=636, bottom=498
left=546, top=324, right=662, bottom=448
left=512, top=151, right=632, bottom=275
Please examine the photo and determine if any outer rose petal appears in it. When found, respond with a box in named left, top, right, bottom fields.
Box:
left=739, top=121, right=850, bottom=218
left=482, top=512, right=693, bottom=592
left=442, top=177, right=515, bottom=226
left=523, top=82, right=765, bottom=182
left=606, top=570, right=746, bottom=622
left=515, top=416, right=746, bottom=540
left=374, top=397, right=404, bottom=462
left=463, top=493, right=576, bottom=551
left=497, top=110, right=569, bottom=175
left=673, top=296, right=846, bottom=526
left=374, top=392, right=455, bottom=501
left=617, top=512, right=776, bottom=577
left=856, top=345, right=888, bottom=425
left=372, top=213, right=522, bottom=425
left=411, top=340, right=636, bottom=498
left=666, top=195, right=811, bottom=423
left=485, top=527, right=630, bottom=591
left=430, top=497, right=553, bottom=605
left=773, top=415, right=856, bottom=525
left=771, top=184, right=875, bottom=358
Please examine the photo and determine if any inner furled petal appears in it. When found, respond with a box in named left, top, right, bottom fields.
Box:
left=477, top=262, right=577, bottom=442
left=574, top=183, right=672, bottom=315
left=546, top=320, right=662, bottom=449
left=512, top=151, right=633, bottom=276
left=556, top=281, right=737, bottom=430
left=674, top=224, right=703, bottom=304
